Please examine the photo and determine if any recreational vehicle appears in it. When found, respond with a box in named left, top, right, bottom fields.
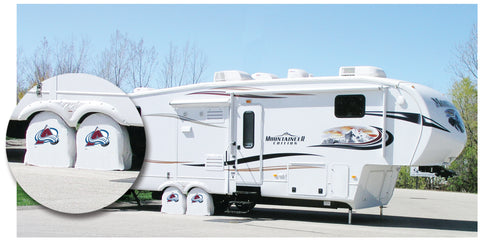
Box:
left=8, top=66, right=466, bottom=222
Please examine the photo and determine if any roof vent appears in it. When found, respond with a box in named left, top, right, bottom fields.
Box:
left=251, top=73, right=279, bottom=80
left=287, top=69, right=310, bottom=79
left=339, top=66, right=386, bottom=78
left=214, top=70, right=253, bottom=82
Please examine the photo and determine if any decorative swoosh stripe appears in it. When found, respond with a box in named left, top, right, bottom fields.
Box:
left=187, top=90, right=283, bottom=99
left=422, top=116, right=450, bottom=133
left=236, top=165, right=320, bottom=172
left=365, top=111, right=450, bottom=133
left=182, top=153, right=322, bottom=167
left=365, top=111, right=421, bottom=124
left=226, top=153, right=322, bottom=166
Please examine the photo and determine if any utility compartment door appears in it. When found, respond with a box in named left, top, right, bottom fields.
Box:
left=328, top=164, right=350, bottom=198
left=236, top=105, right=263, bottom=186
left=288, top=163, right=327, bottom=196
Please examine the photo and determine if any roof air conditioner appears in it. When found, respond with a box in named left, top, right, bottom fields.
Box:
left=339, top=66, right=387, bottom=78
left=287, top=69, right=310, bottom=79
left=214, top=70, right=253, bottom=82
left=251, top=73, right=279, bottom=80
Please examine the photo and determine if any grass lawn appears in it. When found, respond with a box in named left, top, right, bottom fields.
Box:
left=117, top=190, right=153, bottom=202
left=17, top=184, right=39, bottom=206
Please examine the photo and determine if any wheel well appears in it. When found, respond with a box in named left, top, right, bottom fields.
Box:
left=77, top=112, right=96, bottom=125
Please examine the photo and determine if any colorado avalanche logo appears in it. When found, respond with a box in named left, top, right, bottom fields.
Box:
left=191, top=194, right=204, bottom=203
left=35, top=125, right=59, bottom=145
left=85, top=127, right=110, bottom=147
left=167, top=193, right=179, bottom=202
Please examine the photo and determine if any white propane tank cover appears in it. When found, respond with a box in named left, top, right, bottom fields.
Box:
left=251, top=72, right=279, bottom=80
left=75, top=113, right=132, bottom=170
left=25, top=111, right=76, bottom=167
left=339, top=66, right=387, bottom=78
left=287, top=69, right=309, bottom=78
left=214, top=70, right=253, bottom=82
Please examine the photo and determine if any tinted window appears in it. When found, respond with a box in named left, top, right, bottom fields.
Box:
left=243, top=111, right=255, bottom=148
left=335, top=95, right=365, bottom=118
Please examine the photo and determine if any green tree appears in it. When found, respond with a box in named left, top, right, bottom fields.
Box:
left=447, top=77, right=477, bottom=193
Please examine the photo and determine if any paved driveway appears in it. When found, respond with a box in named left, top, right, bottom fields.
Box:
left=10, top=163, right=139, bottom=214
left=17, top=189, right=477, bottom=237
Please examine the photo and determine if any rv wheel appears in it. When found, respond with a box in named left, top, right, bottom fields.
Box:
left=24, top=111, right=76, bottom=168
left=186, top=188, right=214, bottom=216
left=235, top=202, right=256, bottom=211
left=161, top=187, right=186, bottom=214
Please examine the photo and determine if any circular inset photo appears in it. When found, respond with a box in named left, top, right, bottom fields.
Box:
left=6, top=73, right=146, bottom=214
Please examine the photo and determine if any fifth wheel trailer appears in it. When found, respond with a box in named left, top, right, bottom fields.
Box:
left=8, top=66, right=466, bottom=221
left=128, top=66, right=466, bottom=218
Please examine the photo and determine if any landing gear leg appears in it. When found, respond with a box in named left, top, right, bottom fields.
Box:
left=348, top=208, right=352, bottom=224
left=130, top=190, right=142, bottom=206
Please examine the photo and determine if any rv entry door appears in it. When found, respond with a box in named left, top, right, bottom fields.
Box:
left=236, top=105, right=264, bottom=186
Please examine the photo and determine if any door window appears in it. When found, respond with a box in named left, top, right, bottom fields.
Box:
left=243, top=111, right=255, bottom=149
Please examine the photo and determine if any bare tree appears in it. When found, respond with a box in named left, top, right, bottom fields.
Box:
left=55, top=37, right=90, bottom=75
left=129, top=39, right=158, bottom=89
left=450, top=24, right=477, bottom=82
left=96, top=30, right=131, bottom=90
left=189, top=44, right=207, bottom=84
left=160, top=41, right=207, bottom=88
left=161, top=42, right=179, bottom=88
left=31, top=37, right=53, bottom=84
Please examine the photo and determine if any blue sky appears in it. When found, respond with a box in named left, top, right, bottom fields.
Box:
left=17, top=4, right=477, bottom=94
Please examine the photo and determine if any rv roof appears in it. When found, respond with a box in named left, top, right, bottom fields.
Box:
left=129, top=75, right=404, bottom=98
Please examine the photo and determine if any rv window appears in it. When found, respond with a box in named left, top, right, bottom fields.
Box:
left=335, top=95, right=365, bottom=118
left=243, top=111, right=255, bottom=149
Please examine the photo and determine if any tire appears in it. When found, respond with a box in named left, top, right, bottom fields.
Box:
left=75, top=113, right=132, bottom=170
left=186, top=188, right=214, bottom=216
left=161, top=187, right=186, bottom=214
left=25, top=111, right=76, bottom=167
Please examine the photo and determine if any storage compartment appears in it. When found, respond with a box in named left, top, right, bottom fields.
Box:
left=288, top=163, right=327, bottom=196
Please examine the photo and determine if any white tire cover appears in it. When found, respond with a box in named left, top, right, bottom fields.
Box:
left=75, top=113, right=132, bottom=170
left=25, top=111, right=75, bottom=167
left=161, top=187, right=186, bottom=215
left=186, top=187, right=214, bottom=216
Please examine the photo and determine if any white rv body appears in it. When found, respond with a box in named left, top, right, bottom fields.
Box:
left=129, top=67, right=466, bottom=211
